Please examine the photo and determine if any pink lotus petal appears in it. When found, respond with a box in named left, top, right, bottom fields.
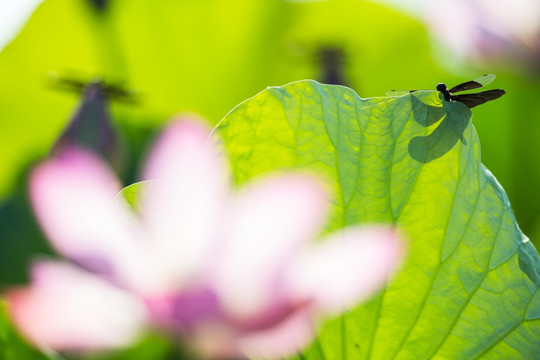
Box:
left=286, top=227, right=403, bottom=312
left=141, top=119, right=229, bottom=289
left=29, top=147, right=151, bottom=293
left=212, top=175, right=328, bottom=320
left=7, top=261, right=147, bottom=351
left=237, top=307, right=315, bottom=359
left=425, top=2, right=479, bottom=59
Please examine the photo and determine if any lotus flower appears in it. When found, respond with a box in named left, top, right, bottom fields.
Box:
left=8, top=118, right=402, bottom=359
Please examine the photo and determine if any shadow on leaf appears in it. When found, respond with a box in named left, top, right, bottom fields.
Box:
left=408, top=94, right=472, bottom=163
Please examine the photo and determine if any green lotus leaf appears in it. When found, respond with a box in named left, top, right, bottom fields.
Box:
left=215, top=80, right=540, bottom=359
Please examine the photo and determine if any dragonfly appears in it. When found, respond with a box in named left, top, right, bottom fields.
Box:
left=48, top=73, right=139, bottom=104
left=47, top=73, right=138, bottom=169
left=387, top=74, right=506, bottom=109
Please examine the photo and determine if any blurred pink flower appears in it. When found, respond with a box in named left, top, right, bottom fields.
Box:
left=8, top=119, right=402, bottom=359
left=425, top=0, right=540, bottom=68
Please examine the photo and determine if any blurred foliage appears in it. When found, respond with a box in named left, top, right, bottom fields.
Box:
left=0, top=167, right=55, bottom=285
left=0, top=0, right=457, bottom=285
left=0, top=0, right=452, bottom=201
left=217, top=80, right=540, bottom=359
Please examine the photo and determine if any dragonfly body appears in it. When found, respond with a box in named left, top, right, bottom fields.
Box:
left=437, top=83, right=452, bottom=101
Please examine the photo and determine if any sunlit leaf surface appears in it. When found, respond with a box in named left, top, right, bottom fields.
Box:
left=215, top=80, right=540, bottom=359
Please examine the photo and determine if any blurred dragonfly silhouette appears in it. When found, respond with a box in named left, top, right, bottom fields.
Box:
left=48, top=73, right=139, bottom=172
left=387, top=74, right=505, bottom=108
left=316, top=46, right=349, bottom=86
left=88, top=0, right=109, bottom=12
left=49, top=74, right=139, bottom=104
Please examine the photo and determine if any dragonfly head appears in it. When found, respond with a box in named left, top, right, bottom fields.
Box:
left=436, top=83, right=447, bottom=92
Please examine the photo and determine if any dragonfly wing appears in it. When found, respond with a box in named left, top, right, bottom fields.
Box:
left=449, top=81, right=483, bottom=93
left=102, top=83, right=139, bottom=103
left=473, top=74, right=496, bottom=86
left=47, top=76, right=87, bottom=94
left=449, top=74, right=496, bottom=93
left=450, top=89, right=505, bottom=108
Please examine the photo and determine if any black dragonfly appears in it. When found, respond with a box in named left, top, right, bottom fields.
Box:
left=47, top=73, right=139, bottom=170
left=387, top=74, right=505, bottom=109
